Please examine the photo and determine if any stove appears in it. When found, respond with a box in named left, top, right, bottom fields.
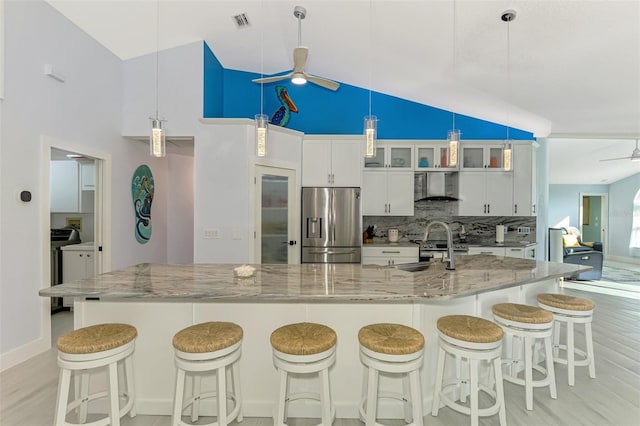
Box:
left=410, top=239, right=469, bottom=260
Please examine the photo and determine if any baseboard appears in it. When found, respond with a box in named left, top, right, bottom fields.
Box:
left=0, top=335, right=50, bottom=373
left=606, top=255, right=640, bottom=265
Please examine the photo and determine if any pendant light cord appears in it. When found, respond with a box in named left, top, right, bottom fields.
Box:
left=452, top=0, right=456, bottom=131
left=260, top=0, right=264, bottom=116
left=368, top=0, right=372, bottom=117
left=506, top=16, right=511, bottom=141
left=155, top=0, right=160, bottom=120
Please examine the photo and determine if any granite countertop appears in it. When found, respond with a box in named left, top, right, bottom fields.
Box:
left=467, top=241, right=537, bottom=248
left=39, top=256, right=588, bottom=303
left=61, top=242, right=95, bottom=251
left=363, top=242, right=419, bottom=248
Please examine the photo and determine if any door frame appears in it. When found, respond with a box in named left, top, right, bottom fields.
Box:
left=579, top=192, right=608, bottom=255
left=249, top=159, right=300, bottom=264
left=41, top=135, right=112, bottom=346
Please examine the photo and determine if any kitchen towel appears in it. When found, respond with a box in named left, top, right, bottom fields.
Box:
left=496, top=225, right=505, bottom=244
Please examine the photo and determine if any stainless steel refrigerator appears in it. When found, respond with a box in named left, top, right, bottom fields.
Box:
left=301, top=187, right=362, bottom=263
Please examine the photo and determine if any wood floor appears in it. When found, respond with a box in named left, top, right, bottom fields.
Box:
left=1, top=287, right=639, bottom=425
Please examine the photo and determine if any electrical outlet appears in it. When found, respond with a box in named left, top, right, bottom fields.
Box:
left=517, top=226, right=530, bottom=234
left=203, top=228, right=219, bottom=239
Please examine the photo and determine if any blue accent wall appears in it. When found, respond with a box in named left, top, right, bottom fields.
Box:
left=203, top=42, right=224, bottom=118
left=209, top=64, right=533, bottom=140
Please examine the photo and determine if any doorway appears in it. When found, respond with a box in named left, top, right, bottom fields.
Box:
left=254, top=165, right=299, bottom=264
left=42, top=135, right=111, bottom=347
left=580, top=193, right=608, bottom=255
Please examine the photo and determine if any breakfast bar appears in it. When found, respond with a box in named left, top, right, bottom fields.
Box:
left=40, top=255, right=588, bottom=419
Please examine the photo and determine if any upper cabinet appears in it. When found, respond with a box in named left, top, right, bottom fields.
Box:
left=363, top=141, right=413, bottom=170
left=50, top=161, right=94, bottom=213
left=414, top=142, right=458, bottom=171
left=303, top=138, right=361, bottom=187
left=513, top=144, right=537, bottom=216
left=362, top=171, right=414, bottom=216
left=460, top=143, right=506, bottom=171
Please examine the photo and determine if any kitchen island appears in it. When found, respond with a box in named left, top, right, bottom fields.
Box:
left=40, top=256, right=588, bottom=419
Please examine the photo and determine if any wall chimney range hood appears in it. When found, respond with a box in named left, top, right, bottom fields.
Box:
left=414, top=172, right=459, bottom=202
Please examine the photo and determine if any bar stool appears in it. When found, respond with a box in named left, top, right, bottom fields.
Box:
left=492, top=303, right=557, bottom=411
left=537, top=293, right=596, bottom=386
left=271, top=322, right=337, bottom=426
left=171, top=322, right=243, bottom=426
left=432, top=315, right=506, bottom=426
left=54, top=323, right=137, bottom=426
left=358, top=323, right=425, bottom=426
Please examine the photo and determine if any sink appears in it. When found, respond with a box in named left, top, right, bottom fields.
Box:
left=395, top=262, right=434, bottom=272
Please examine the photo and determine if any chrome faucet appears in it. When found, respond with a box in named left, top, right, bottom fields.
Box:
left=423, top=221, right=456, bottom=270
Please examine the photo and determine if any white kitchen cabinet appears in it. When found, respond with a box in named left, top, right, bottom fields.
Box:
left=460, top=143, right=506, bottom=171
left=468, top=246, right=506, bottom=256
left=505, top=247, right=525, bottom=258
left=62, top=244, right=95, bottom=307
left=362, top=171, right=413, bottom=216
left=80, top=161, right=96, bottom=190
left=302, top=138, right=361, bottom=187
left=362, top=246, right=418, bottom=265
left=513, top=144, right=537, bottom=216
left=414, top=142, right=458, bottom=170
left=524, top=244, right=537, bottom=259
left=364, top=141, right=413, bottom=170
left=50, top=160, right=94, bottom=213
left=458, top=171, right=513, bottom=216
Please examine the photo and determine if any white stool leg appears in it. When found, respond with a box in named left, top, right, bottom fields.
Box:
left=274, top=369, right=288, bottom=426
left=544, top=335, right=557, bottom=399
left=232, top=360, right=243, bottom=421
left=365, top=363, right=379, bottom=426
left=320, top=367, right=332, bottom=426
left=493, top=356, right=507, bottom=426
left=190, top=374, right=201, bottom=422
left=431, top=347, right=445, bottom=416
left=567, top=321, right=575, bottom=386
left=409, top=369, right=423, bottom=426
left=125, top=354, right=136, bottom=417
left=78, top=371, right=90, bottom=423
left=402, top=375, right=411, bottom=423
left=54, top=368, right=71, bottom=426
left=217, top=365, right=228, bottom=426
left=585, top=321, right=596, bottom=379
left=524, top=336, right=533, bottom=411
left=553, top=321, right=561, bottom=360
left=469, top=358, right=479, bottom=426
left=172, top=368, right=186, bottom=425
left=108, top=361, right=121, bottom=426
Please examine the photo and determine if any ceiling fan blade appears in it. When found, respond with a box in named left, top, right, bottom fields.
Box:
left=252, top=73, right=293, bottom=84
left=599, top=156, right=632, bottom=161
left=292, top=47, right=308, bottom=73
left=306, top=74, right=340, bottom=91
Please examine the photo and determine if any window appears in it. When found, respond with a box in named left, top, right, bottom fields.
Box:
left=631, top=189, right=640, bottom=250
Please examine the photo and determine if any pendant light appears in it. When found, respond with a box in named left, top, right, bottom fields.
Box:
left=364, top=0, right=377, bottom=158
left=447, top=0, right=460, bottom=168
left=149, top=0, right=165, bottom=157
left=501, top=9, right=516, bottom=171
left=255, top=0, right=268, bottom=157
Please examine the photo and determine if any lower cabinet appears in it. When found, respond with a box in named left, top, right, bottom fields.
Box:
left=468, top=244, right=537, bottom=259
left=62, top=246, right=95, bottom=307
left=362, top=246, right=419, bottom=266
left=468, top=247, right=506, bottom=256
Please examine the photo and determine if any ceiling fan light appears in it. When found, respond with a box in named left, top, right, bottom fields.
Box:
left=291, top=73, right=307, bottom=85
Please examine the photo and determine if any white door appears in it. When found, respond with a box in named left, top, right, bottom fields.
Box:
left=255, top=165, right=299, bottom=264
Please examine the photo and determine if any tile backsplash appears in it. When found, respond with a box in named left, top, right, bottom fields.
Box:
left=364, top=200, right=536, bottom=245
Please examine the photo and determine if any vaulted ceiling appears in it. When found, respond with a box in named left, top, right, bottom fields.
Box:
left=45, top=0, right=640, bottom=184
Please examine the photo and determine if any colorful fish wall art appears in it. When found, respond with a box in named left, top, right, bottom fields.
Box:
left=131, top=165, right=154, bottom=244
left=270, top=86, right=298, bottom=127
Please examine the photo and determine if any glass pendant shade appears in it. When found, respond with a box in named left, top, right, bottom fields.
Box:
left=503, top=142, right=513, bottom=171
left=150, top=118, right=166, bottom=157
left=364, top=115, right=378, bottom=158
left=447, top=129, right=460, bottom=167
left=255, top=114, right=268, bottom=157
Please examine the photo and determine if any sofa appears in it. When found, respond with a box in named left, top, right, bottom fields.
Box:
left=561, top=228, right=603, bottom=281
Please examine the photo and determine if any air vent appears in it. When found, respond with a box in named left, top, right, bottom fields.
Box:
left=232, top=13, right=250, bottom=28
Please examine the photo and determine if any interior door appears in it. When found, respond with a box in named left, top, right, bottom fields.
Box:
left=255, top=165, right=298, bottom=264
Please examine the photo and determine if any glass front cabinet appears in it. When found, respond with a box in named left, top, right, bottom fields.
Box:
left=364, top=142, right=413, bottom=170
left=460, top=143, right=507, bottom=170
left=414, top=142, right=458, bottom=171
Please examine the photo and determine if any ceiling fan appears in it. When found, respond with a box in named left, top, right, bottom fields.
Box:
left=252, top=6, right=340, bottom=91
left=599, top=139, right=640, bottom=162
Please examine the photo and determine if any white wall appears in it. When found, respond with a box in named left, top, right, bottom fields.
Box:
left=548, top=184, right=609, bottom=229
left=608, top=173, right=640, bottom=258
left=167, top=154, right=194, bottom=263
left=0, top=0, right=169, bottom=367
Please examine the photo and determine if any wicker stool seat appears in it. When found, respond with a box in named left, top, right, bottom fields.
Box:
left=537, top=293, right=596, bottom=386
left=358, top=323, right=425, bottom=426
left=171, top=322, right=243, bottom=426
left=432, top=315, right=506, bottom=426
left=492, top=303, right=557, bottom=411
left=54, top=323, right=137, bottom=426
left=271, top=322, right=337, bottom=426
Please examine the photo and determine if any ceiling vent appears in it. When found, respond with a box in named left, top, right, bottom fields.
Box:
left=232, top=13, right=250, bottom=28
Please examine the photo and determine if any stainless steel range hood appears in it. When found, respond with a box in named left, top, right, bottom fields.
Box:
left=414, top=172, right=459, bottom=201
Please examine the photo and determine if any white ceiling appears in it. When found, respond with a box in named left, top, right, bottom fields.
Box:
left=45, top=0, right=640, bottom=184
